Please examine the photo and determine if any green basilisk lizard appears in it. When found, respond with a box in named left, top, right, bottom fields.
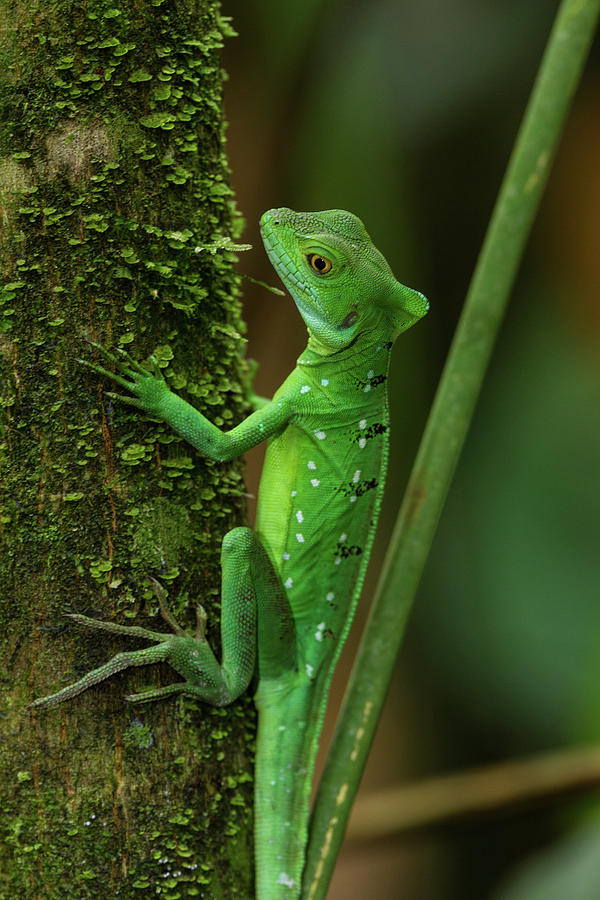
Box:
left=29, top=207, right=428, bottom=898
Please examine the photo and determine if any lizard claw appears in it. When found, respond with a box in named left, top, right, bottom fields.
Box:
left=195, top=605, right=208, bottom=641
left=83, top=338, right=119, bottom=364
left=104, top=391, right=144, bottom=408
left=146, top=576, right=186, bottom=637
left=146, top=575, right=168, bottom=601
left=114, top=347, right=152, bottom=377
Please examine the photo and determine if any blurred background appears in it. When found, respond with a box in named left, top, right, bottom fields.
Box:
left=222, top=1, right=600, bottom=897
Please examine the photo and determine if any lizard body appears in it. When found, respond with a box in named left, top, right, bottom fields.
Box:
left=29, top=208, right=428, bottom=898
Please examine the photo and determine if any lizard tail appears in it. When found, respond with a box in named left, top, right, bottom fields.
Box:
left=253, top=676, right=324, bottom=899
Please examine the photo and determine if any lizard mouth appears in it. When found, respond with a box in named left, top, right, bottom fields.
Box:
left=260, top=212, right=328, bottom=324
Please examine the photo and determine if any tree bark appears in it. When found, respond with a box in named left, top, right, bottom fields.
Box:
left=0, top=2, right=254, bottom=897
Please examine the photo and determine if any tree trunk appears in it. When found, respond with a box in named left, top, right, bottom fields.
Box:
left=0, top=2, right=254, bottom=897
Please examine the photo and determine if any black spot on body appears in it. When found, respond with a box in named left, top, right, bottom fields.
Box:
left=356, top=477, right=378, bottom=497
left=355, top=372, right=386, bottom=390
left=334, top=544, right=363, bottom=560
left=339, top=477, right=379, bottom=498
left=354, top=422, right=388, bottom=445
left=366, top=422, right=388, bottom=438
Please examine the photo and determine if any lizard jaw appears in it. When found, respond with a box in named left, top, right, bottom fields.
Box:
left=260, top=211, right=329, bottom=332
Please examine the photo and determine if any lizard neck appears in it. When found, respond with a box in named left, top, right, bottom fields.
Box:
left=299, top=325, right=394, bottom=374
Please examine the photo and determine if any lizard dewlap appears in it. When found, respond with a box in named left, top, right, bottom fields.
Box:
left=29, top=208, right=428, bottom=900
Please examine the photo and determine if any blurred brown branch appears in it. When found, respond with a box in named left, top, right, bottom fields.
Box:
left=347, top=745, right=600, bottom=842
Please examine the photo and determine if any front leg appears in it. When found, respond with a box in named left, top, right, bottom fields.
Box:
left=81, top=342, right=290, bottom=461
left=29, top=528, right=296, bottom=710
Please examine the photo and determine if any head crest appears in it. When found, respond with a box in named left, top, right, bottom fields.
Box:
left=378, top=281, right=429, bottom=335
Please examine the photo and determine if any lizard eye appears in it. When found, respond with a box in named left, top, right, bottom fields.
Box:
left=307, top=254, right=332, bottom=275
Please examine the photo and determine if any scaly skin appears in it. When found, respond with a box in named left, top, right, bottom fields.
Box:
left=29, top=208, right=428, bottom=899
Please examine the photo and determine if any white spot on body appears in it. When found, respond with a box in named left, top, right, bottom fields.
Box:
left=339, top=533, right=347, bottom=543
left=359, top=419, right=367, bottom=429
left=308, top=460, right=317, bottom=470
left=291, top=490, right=297, bottom=497
left=321, top=378, right=329, bottom=386
left=364, top=384, right=371, bottom=393
left=282, top=552, right=290, bottom=561
left=285, top=577, right=293, bottom=589
left=359, top=437, right=367, bottom=449
left=326, top=592, right=335, bottom=602
left=296, top=533, right=305, bottom=543
left=314, top=430, right=326, bottom=440
left=367, top=369, right=374, bottom=378
left=300, top=385, right=311, bottom=394
left=306, top=663, right=314, bottom=677
left=350, top=495, right=357, bottom=503
left=296, top=510, right=304, bottom=523
left=310, top=478, right=320, bottom=487
left=353, top=470, right=361, bottom=483
left=315, top=622, right=326, bottom=642
left=276, top=873, right=296, bottom=889
left=335, top=558, right=341, bottom=566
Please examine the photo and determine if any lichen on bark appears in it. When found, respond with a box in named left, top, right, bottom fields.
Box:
left=0, top=1, right=255, bottom=897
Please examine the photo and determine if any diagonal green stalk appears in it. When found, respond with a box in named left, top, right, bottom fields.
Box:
left=301, top=1, right=600, bottom=897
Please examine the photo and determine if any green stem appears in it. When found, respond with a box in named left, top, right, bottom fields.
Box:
left=301, top=1, right=600, bottom=896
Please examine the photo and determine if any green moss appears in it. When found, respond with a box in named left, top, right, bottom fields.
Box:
left=0, top=0, right=254, bottom=896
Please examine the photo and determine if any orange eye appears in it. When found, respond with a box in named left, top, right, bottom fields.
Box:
left=307, top=254, right=332, bottom=274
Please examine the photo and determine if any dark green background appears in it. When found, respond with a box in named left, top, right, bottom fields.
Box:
left=223, top=1, right=600, bottom=897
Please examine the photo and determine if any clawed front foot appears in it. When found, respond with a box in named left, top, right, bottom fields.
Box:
left=77, top=340, right=170, bottom=415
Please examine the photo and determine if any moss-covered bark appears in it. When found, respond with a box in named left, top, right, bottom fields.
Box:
left=0, top=2, right=255, bottom=897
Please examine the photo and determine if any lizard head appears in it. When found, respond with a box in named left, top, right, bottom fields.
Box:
left=260, top=207, right=428, bottom=352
